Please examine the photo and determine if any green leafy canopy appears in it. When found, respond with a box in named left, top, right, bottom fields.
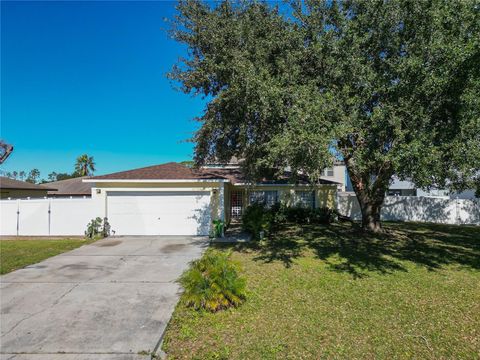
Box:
left=169, top=0, right=480, bottom=195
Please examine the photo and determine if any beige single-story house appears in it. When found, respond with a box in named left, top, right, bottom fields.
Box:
left=83, top=162, right=339, bottom=236
left=0, top=177, right=57, bottom=199
left=47, top=176, right=93, bottom=198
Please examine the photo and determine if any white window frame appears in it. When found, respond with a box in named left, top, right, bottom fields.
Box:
left=323, top=167, right=334, bottom=177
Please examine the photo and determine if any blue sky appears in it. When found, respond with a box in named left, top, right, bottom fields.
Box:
left=1, top=1, right=205, bottom=178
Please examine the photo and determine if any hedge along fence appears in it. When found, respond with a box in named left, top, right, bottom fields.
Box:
left=0, top=198, right=97, bottom=236
left=336, top=194, right=480, bottom=225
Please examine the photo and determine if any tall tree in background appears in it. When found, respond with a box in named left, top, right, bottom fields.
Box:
left=47, top=172, right=58, bottom=182
left=5, top=155, right=96, bottom=183
left=180, top=160, right=195, bottom=168
left=75, top=154, right=95, bottom=176
left=25, top=169, right=40, bottom=184
left=169, top=0, right=480, bottom=232
left=46, top=171, right=80, bottom=182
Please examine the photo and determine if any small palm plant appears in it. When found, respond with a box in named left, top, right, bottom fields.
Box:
left=85, top=217, right=103, bottom=239
left=212, top=219, right=224, bottom=238
left=179, top=250, right=246, bottom=312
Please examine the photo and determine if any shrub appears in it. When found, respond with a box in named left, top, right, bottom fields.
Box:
left=179, top=250, right=246, bottom=312
left=283, top=206, right=311, bottom=224
left=242, top=202, right=271, bottom=239
left=242, top=203, right=336, bottom=238
left=311, top=207, right=336, bottom=224
left=269, top=203, right=287, bottom=225
left=276, top=206, right=336, bottom=225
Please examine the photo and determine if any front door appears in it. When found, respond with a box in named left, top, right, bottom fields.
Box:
left=230, top=190, right=244, bottom=219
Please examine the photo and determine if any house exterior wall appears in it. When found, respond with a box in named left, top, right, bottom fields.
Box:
left=90, top=181, right=226, bottom=232
left=0, top=189, right=49, bottom=199
left=91, top=181, right=336, bottom=229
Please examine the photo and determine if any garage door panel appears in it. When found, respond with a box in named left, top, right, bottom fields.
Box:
left=106, top=191, right=211, bottom=236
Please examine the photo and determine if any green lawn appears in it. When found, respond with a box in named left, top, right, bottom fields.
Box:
left=0, top=238, right=95, bottom=274
left=163, top=222, right=480, bottom=359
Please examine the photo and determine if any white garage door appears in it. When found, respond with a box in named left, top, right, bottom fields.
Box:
left=106, top=191, right=211, bottom=236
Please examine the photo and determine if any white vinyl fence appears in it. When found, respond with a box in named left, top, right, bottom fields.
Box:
left=1, top=195, right=479, bottom=236
left=337, top=194, right=480, bottom=225
left=0, top=198, right=96, bottom=236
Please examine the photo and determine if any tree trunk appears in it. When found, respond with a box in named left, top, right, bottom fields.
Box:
left=357, top=195, right=383, bottom=232
left=343, top=158, right=392, bottom=233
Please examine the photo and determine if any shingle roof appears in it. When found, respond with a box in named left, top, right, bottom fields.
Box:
left=89, top=162, right=340, bottom=185
left=0, top=177, right=57, bottom=191
left=46, top=176, right=92, bottom=196
left=90, top=162, right=227, bottom=181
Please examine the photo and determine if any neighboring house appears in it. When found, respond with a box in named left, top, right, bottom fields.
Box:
left=46, top=176, right=93, bottom=198
left=451, top=189, right=478, bottom=199
left=84, top=162, right=339, bottom=236
left=386, top=178, right=418, bottom=196
left=386, top=177, right=477, bottom=199
left=319, top=161, right=347, bottom=191
left=343, top=173, right=478, bottom=199
left=0, top=177, right=57, bottom=199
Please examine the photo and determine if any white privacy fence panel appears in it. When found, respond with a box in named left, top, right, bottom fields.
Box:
left=18, top=200, right=50, bottom=236
left=0, top=201, right=19, bottom=235
left=337, top=194, right=480, bottom=225
left=0, top=198, right=96, bottom=236
left=50, top=199, right=94, bottom=235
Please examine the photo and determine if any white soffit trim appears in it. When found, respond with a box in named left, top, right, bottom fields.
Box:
left=233, top=183, right=338, bottom=187
left=83, top=179, right=230, bottom=183
left=103, top=187, right=216, bottom=192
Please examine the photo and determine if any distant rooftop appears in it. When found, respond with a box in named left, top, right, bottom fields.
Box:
left=0, top=177, right=56, bottom=191
left=46, top=176, right=92, bottom=196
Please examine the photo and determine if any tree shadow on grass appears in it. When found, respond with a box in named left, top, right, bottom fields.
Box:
left=231, top=222, right=480, bottom=278
left=252, top=234, right=304, bottom=268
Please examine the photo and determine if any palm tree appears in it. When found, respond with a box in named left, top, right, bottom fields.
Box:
left=75, top=154, right=95, bottom=176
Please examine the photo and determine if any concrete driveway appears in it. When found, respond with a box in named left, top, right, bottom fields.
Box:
left=0, top=236, right=209, bottom=359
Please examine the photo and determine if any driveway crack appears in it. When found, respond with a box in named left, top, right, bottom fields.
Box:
left=2, top=283, right=79, bottom=337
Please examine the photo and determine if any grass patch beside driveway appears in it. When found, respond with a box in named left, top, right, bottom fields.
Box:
left=162, top=222, right=480, bottom=359
left=0, top=237, right=96, bottom=274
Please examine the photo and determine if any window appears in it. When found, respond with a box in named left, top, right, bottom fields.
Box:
left=296, top=191, right=315, bottom=208
left=249, top=190, right=278, bottom=207
left=323, top=167, right=334, bottom=177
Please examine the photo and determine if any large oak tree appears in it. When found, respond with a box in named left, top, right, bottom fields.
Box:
left=169, top=0, right=480, bottom=231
